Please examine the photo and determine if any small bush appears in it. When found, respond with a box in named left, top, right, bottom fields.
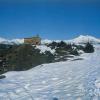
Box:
left=84, top=42, right=94, bottom=53
left=57, top=41, right=67, bottom=48
left=70, top=49, right=79, bottom=56
left=48, top=41, right=58, bottom=49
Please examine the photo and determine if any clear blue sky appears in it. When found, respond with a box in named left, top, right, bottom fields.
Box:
left=0, top=0, right=100, bottom=39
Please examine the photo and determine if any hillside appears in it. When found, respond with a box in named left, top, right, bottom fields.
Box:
left=0, top=41, right=88, bottom=73
left=0, top=35, right=99, bottom=100
left=0, top=45, right=99, bottom=100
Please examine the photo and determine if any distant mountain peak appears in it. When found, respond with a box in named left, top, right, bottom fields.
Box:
left=71, top=35, right=100, bottom=44
left=0, top=37, right=7, bottom=42
left=0, top=37, right=24, bottom=44
left=0, top=35, right=100, bottom=45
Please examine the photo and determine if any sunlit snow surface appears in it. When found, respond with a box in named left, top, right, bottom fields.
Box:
left=0, top=45, right=100, bottom=100
left=36, top=45, right=55, bottom=54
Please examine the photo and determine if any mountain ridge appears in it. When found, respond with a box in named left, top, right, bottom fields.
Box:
left=0, top=35, right=100, bottom=44
left=42, top=35, right=100, bottom=44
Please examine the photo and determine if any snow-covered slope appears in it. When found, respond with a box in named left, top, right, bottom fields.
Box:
left=0, top=45, right=100, bottom=100
left=36, top=45, right=55, bottom=54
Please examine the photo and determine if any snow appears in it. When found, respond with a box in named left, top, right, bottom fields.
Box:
left=41, top=39, right=53, bottom=44
left=0, top=37, right=11, bottom=44
left=0, top=35, right=100, bottom=45
left=36, top=45, right=55, bottom=54
left=10, top=39, right=24, bottom=44
left=0, top=37, right=24, bottom=44
left=0, top=37, right=7, bottom=42
left=0, top=42, right=100, bottom=99
left=78, top=50, right=84, bottom=54
left=65, top=35, right=100, bottom=44
left=68, top=35, right=100, bottom=44
left=41, top=39, right=61, bottom=45
left=41, top=35, right=100, bottom=45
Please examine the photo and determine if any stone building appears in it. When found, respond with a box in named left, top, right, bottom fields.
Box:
left=24, top=35, right=41, bottom=45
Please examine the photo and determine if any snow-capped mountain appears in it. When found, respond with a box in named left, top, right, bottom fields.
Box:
left=42, top=35, right=100, bottom=44
left=0, top=37, right=24, bottom=44
left=0, top=37, right=10, bottom=44
left=67, top=35, right=100, bottom=44
left=0, top=35, right=100, bottom=45
left=10, top=39, right=24, bottom=44
left=0, top=37, right=7, bottom=42
left=41, top=39, right=52, bottom=44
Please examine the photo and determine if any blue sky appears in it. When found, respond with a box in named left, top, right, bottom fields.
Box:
left=0, top=0, right=100, bottom=39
